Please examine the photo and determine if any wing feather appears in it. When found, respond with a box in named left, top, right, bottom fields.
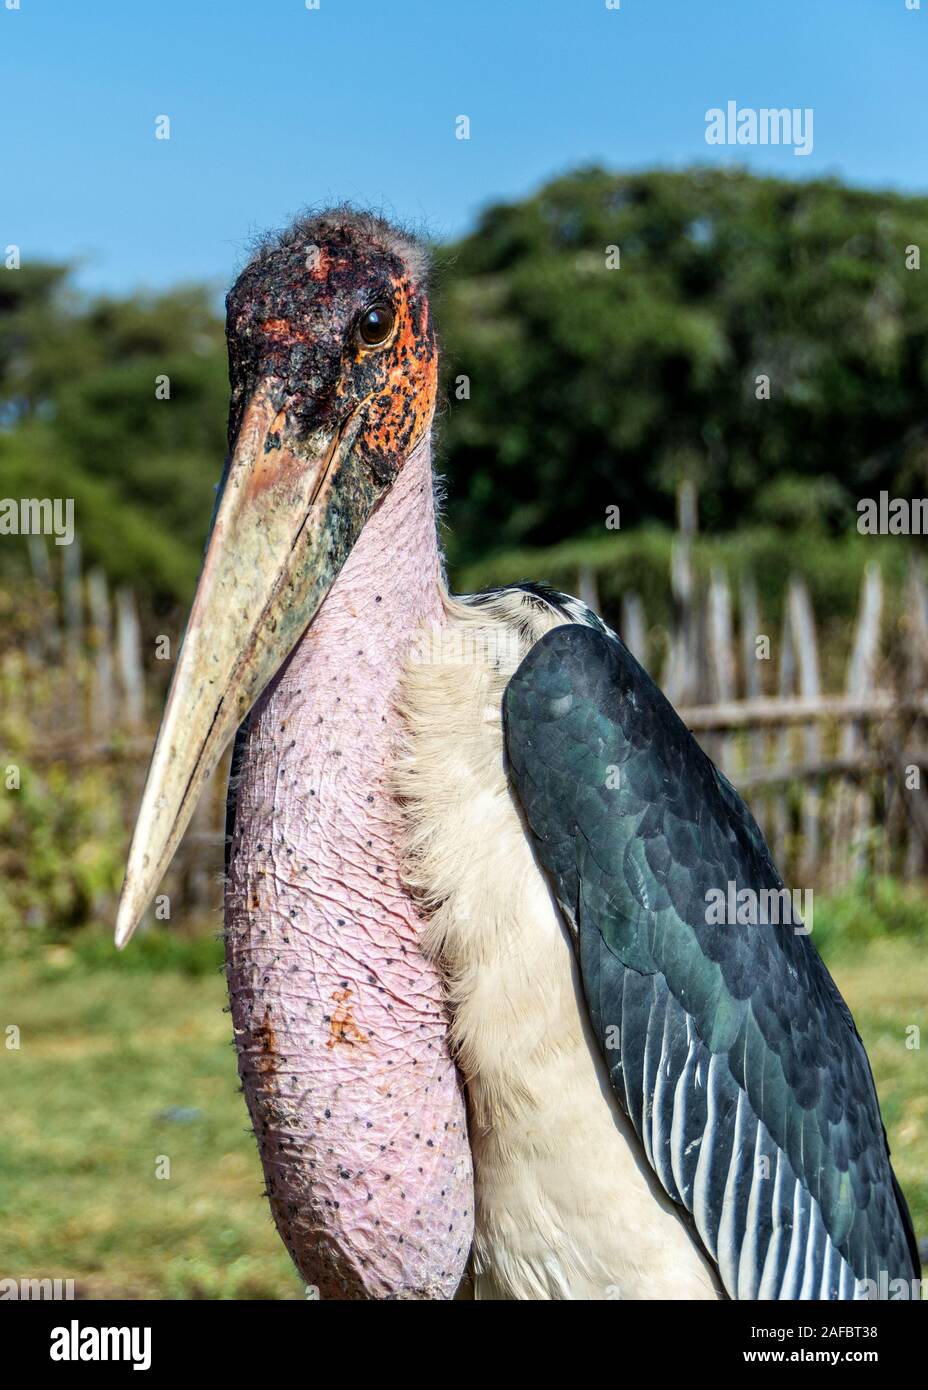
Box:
left=503, top=622, right=919, bottom=1299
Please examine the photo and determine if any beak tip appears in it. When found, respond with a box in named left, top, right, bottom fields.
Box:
left=114, top=891, right=139, bottom=951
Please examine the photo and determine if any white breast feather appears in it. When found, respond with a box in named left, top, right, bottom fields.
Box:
left=395, top=590, right=720, bottom=1300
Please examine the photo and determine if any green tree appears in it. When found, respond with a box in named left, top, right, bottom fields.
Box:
left=0, top=268, right=225, bottom=603
left=433, top=167, right=928, bottom=567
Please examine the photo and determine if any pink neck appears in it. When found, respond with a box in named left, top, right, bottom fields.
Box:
left=224, top=435, right=473, bottom=1300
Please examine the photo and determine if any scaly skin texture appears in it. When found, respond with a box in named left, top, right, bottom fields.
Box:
left=224, top=436, right=474, bottom=1300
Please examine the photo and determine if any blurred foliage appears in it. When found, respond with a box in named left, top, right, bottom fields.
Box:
left=458, top=524, right=916, bottom=690
left=58, top=923, right=223, bottom=977
left=2, top=167, right=928, bottom=604
left=810, top=873, right=928, bottom=958
left=459, top=525, right=914, bottom=626
left=0, top=634, right=126, bottom=943
left=0, top=757, right=124, bottom=941
left=433, top=165, right=928, bottom=570
left=0, top=265, right=226, bottom=602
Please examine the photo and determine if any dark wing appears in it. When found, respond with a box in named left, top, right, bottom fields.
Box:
left=503, top=623, right=919, bottom=1300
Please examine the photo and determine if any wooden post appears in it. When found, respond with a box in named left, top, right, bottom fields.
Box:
left=831, top=565, right=882, bottom=886
left=62, top=535, right=83, bottom=660
left=903, top=560, right=928, bottom=878
left=771, top=600, right=796, bottom=874
left=26, top=535, right=53, bottom=661
left=578, top=566, right=601, bottom=618
left=739, top=575, right=766, bottom=834
left=667, top=477, right=700, bottom=707
left=707, top=568, right=734, bottom=772
left=620, top=592, right=648, bottom=669
left=788, top=579, right=822, bottom=880
left=115, top=588, right=145, bottom=730
left=87, top=569, right=115, bottom=737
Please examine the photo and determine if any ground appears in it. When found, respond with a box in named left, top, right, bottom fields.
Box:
left=0, top=913, right=925, bottom=1299
left=0, top=938, right=300, bottom=1299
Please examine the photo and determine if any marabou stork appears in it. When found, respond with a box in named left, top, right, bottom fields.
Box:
left=115, top=210, right=919, bottom=1301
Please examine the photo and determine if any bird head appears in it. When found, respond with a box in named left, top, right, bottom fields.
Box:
left=115, top=210, right=437, bottom=946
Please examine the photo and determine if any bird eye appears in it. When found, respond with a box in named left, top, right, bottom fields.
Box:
left=357, top=303, right=395, bottom=347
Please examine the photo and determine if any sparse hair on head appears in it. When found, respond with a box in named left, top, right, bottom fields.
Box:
left=240, top=203, right=433, bottom=286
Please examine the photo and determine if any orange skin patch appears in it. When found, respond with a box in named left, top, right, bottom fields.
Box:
left=259, top=318, right=312, bottom=346
left=353, top=273, right=438, bottom=463
left=326, top=987, right=369, bottom=1048
left=237, top=273, right=436, bottom=497
left=226, top=225, right=437, bottom=487
left=254, top=1007, right=279, bottom=1075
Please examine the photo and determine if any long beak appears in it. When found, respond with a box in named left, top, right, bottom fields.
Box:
left=114, top=380, right=379, bottom=948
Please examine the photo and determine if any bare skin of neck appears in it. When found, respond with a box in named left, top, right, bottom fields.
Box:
left=224, top=435, right=473, bottom=1300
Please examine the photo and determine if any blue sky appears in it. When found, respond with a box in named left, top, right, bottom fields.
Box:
left=2, top=0, right=926, bottom=295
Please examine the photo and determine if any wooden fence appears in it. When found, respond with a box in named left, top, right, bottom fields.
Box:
left=9, top=529, right=928, bottom=930
left=585, top=537, right=928, bottom=889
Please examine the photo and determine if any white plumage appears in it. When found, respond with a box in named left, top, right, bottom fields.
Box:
left=396, top=588, right=720, bottom=1299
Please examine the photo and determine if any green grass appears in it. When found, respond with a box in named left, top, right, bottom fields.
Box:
left=830, top=940, right=928, bottom=1245
left=1, top=890, right=925, bottom=1298
left=807, top=883, right=928, bottom=1245
left=0, top=936, right=302, bottom=1299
